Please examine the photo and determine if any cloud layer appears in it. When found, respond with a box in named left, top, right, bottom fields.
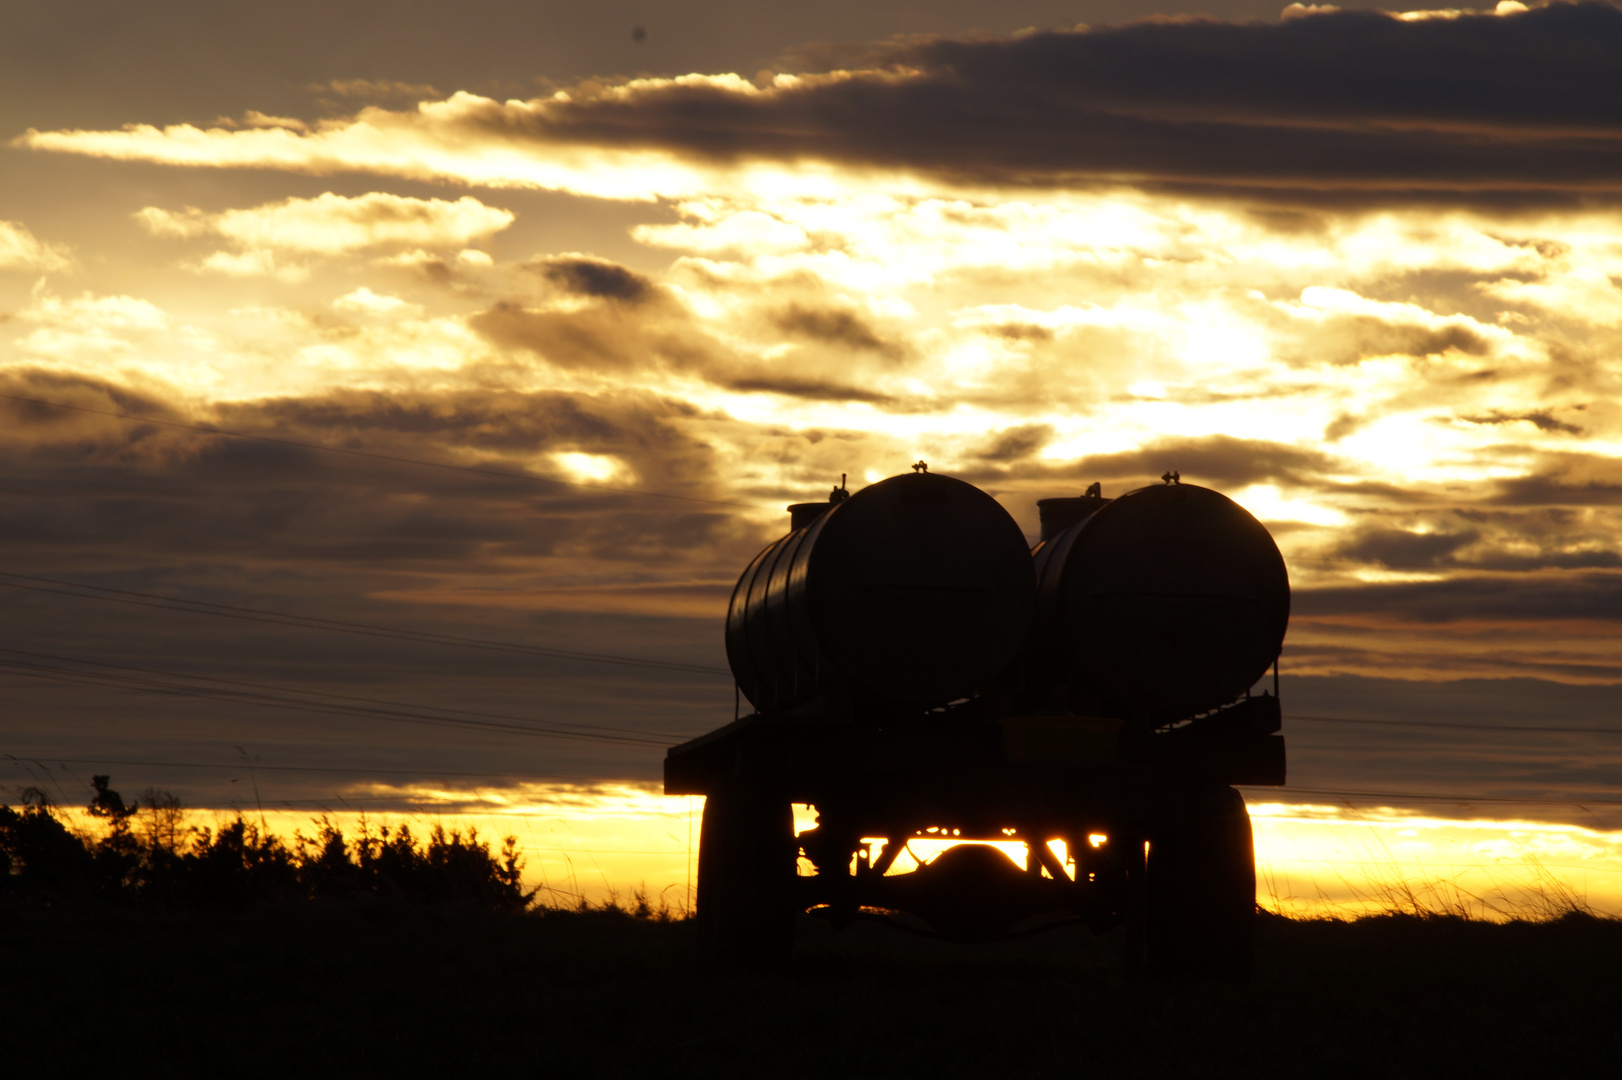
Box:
left=7, top=4, right=1622, bottom=814
left=0, top=220, right=71, bottom=273
left=136, top=192, right=513, bottom=253
left=21, top=3, right=1622, bottom=200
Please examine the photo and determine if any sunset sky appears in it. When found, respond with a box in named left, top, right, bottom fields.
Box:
left=5, top=0, right=1622, bottom=912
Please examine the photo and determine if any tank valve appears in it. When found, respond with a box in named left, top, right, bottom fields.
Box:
left=1084, top=482, right=1102, bottom=498
left=830, top=473, right=850, bottom=503
left=912, top=460, right=929, bottom=473
left=1161, top=469, right=1181, bottom=485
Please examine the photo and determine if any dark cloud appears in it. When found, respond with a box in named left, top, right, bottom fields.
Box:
left=1296, top=572, right=1622, bottom=624
left=0, top=370, right=755, bottom=809
left=473, top=303, right=635, bottom=368
left=0, top=369, right=186, bottom=434
left=720, top=372, right=896, bottom=404
left=1491, top=473, right=1622, bottom=506
left=1242, top=206, right=1330, bottom=235
left=957, top=433, right=1345, bottom=504
left=1333, top=527, right=1482, bottom=569
left=1286, top=634, right=1622, bottom=685
left=532, top=255, right=655, bottom=303
left=0, top=366, right=770, bottom=807
left=915, top=5, right=1622, bottom=133
left=982, top=322, right=1055, bottom=343
left=1296, top=316, right=1492, bottom=368
left=470, top=301, right=725, bottom=375
left=1459, top=408, right=1585, bottom=435
left=471, top=292, right=911, bottom=401
left=771, top=303, right=898, bottom=356
left=975, top=423, right=1053, bottom=462
left=225, top=386, right=701, bottom=460
left=1320, top=503, right=1622, bottom=572
left=1322, top=412, right=1365, bottom=442
left=485, top=3, right=1622, bottom=200
left=0, top=374, right=747, bottom=569
left=1070, top=434, right=1340, bottom=489
left=1464, top=548, right=1622, bottom=571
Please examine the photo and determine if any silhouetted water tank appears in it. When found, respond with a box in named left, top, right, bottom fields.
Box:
left=787, top=502, right=835, bottom=530
left=1033, top=482, right=1289, bottom=723
left=727, top=472, right=1036, bottom=714
left=1036, top=493, right=1109, bottom=543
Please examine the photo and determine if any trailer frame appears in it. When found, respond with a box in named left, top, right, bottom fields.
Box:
left=665, top=692, right=1284, bottom=975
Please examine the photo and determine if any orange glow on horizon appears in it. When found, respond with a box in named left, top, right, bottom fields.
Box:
left=38, top=790, right=1622, bottom=922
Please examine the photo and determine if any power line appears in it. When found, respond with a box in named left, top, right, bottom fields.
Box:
left=0, top=656, right=684, bottom=749
left=0, top=391, right=752, bottom=509
left=0, top=571, right=731, bottom=677
left=0, top=646, right=683, bottom=741
left=1290, top=713, right=1622, bottom=737
left=1260, top=858, right=1622, bottom=875
left=1288, top=555, right=1622, bottom=577
left=0, top=662, right=674, bottom=748
left=1243, top=785, right=1622, bottom=807
left=2, top=754, right=623, bottom=781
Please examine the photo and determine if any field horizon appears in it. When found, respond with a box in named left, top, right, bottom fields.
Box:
left=12, top=773, right=1622, bottom=922
left=8, top=777, right=1620, bottom=1074
left=5, top=897, right=1619, bottom=1076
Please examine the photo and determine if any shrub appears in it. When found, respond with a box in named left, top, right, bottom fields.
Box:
left=0, top=777, right=534, bottom=913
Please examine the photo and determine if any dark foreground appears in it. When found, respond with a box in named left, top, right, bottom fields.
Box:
left=5, top=905, right=1619, bottom=1078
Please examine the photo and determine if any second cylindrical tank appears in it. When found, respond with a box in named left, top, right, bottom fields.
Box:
left=1031, top=482, right=1289, bottom=723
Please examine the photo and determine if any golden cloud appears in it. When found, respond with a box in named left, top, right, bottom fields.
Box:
left=0, top=220, right=71, bottom=273
left=134, top=192, right=515, bottom=254
left=311, top=78, right=441, bottom=101
left=19, top=95, right=723, bottom=199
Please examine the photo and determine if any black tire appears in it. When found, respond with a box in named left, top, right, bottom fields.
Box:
left=694, top=782, right=798, bottom=968
left=1141, top=784, right=1256, bottom=981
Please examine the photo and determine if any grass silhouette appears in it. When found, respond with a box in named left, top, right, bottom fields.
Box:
left=3, top=899, right=1619, bottom=1076
left=1256, top=811, right=1604, bottom=922
left=5, top=781, right=1621, bottom=1074
left=1, top=776, right=530, bottom=911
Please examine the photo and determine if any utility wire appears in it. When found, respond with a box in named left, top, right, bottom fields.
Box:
left=13, top=752, right=1622, bottom=809
left=0, top=658, right=683, bottom=749
left=0, top=571, right=731, bottom=677
left=1242, top=784, right=1622, bottom=807
left=1289, top=713, right=1622, bottom=737
left=3, top=754, right=618, bottom=781
left=0, top=662, right=677, bottom=749
left=0, top=391, right=752, bottom=509
left=0, top=647, right=683, bottom=741
left=1285, top=553, right=1622, bottom=575
left=1260, top=858, right=1622, bottom=875
left=11, top=751, right=1618, bottom=810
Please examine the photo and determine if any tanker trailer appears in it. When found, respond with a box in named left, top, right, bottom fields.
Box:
left=665, top=468, right=1288, bottom=978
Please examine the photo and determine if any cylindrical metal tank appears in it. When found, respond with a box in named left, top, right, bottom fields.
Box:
left=1033, top=482, right=1289, bottom=723
left=727, top=472, right=1036, bottom=714
left=1036, top=492, right=1109, bottom=542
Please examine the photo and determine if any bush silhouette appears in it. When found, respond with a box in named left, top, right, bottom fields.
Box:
left=0, top=777, right=533, bottom=912
left=0, top=788, right=96, bottom=903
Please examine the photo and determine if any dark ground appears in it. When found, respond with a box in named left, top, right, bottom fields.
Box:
left=4, top=905, right=1619, bottom=1078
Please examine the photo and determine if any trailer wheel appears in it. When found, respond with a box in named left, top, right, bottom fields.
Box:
left=1140, top=784, right=1256, bottom=981
left=695, top=782, right=797, bottom=968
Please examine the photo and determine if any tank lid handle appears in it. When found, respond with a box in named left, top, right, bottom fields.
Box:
left=829, top=474, right=849, bottom=503
left=1161, top=469, right=1181, bottom=485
